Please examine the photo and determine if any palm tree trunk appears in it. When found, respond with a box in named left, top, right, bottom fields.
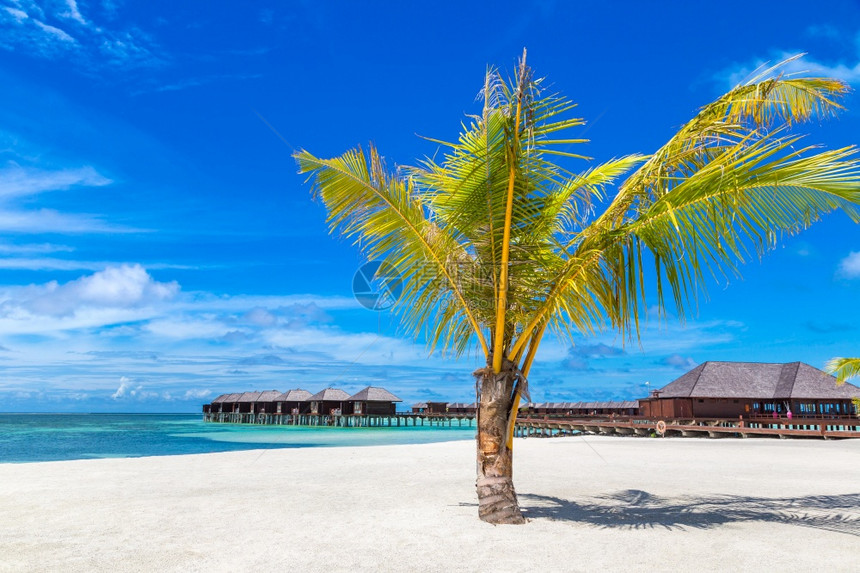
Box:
left=475, top=363, right=525, bottom=524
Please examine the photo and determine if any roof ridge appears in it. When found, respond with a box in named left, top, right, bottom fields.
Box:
left=789, top=361, right=800, bottom=398
left=689, top=361, right=707, bottom=396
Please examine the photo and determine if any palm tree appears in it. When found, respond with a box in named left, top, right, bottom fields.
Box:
left=824, top=357, right=860, bottom=414
left=294, top=51, right=860, bottom=524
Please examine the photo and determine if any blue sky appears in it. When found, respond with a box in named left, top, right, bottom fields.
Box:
left=0, top=0, right=859, bottom=412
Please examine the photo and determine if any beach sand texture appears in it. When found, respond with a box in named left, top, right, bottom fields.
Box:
left=1, top=436, right=858, bottom=572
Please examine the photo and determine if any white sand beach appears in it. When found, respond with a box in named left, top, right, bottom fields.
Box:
left=1, top=436, right=858, bottom=572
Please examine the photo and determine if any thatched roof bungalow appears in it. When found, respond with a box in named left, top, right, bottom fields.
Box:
left=209, top=392, right=242, bottom=413
left=308, top=388, right=350, bottom=415
left=447, top=402, right=477, bottom=414
left=412, top=401, right=449, bottom=414
left=347, top=386, right=402, bottom=415
left=640, top=361, right=860, bottom=419
left=520, top=401, right=640, bottom=416
left=275, top=389, right=312, bottom=415
left=254, top=390, right=282, bottom=414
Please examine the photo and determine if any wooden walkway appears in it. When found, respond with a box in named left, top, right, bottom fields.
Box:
left=203, top=412, right=475, bottom=428
left=513, top=416, right=860, bottom=440
left=203, top=412, right=859, bottom=439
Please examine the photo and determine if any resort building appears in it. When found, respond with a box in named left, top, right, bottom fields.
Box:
left=253, top=390, right=283, bottom=414
left=411, top=402, right=449, bottom=414
left=446, top=402, right=478, bottom=414
left=209, top=392, right=241, bottom=413
left=522, top=401, right=640, bottom=416
left=347, top=387, right=402, bottom=415
left=307, top=388, right=351, bottom=416
left=639, top=361, right=860, bottom=419
left=275, top=389, right=313, bottom=415
left=205, top=387, right=405, bottom=418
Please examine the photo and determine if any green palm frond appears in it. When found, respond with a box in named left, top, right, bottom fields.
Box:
left=601, top=67, right=850, bottom=227
left=630, top=138, right=860, bottom=317
left=825, top=357, right=860, bottom=383
left=508, top=72, right=860, bottom=359
left=295, top=145, right=489, bottom=356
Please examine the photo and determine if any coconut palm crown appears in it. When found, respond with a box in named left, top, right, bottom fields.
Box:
left=825, top=357, right=860, bottom=414
left=295, top=51, right=860, bottom=524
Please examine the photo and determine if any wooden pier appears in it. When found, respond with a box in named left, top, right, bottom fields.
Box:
left=203, top=411, right=475, bottom=428
left=513, top=415, right=860, bottom=440
left=203, top=411, right=859, bottom=440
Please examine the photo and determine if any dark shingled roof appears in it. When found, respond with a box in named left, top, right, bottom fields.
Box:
left=657, top=361, right=860, bottom=400
left=213, top=393, right=242, bottom=403
left=522, top=401, right=639, bottom=410
left=347, top=386, right=402, bottom=402
left=237, top=391, right=263, bottom=403
left=256, top=390, right=282, bottom=402
left=412, top=402, right=428, bottom=409
left=308, top=388, right=350, bottom=401
left=276, top=389, right=312, bottom=402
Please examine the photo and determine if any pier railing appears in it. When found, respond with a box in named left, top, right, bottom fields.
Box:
left=202, top=411, right=475, bottom=428
left=513, top=415, right=860, bottom=439
left=203, top=411, right=860, bottom=439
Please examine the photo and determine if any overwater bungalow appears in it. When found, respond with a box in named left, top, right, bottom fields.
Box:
left=307, top=388, right=351, bottom=416
left=234, top=391, right=261, bottom=413
left=253, top=390, right=282, bottom=414
left=211, top=392, right=242, bottom=413
left=346, top=386, right=402, bottom=415
left=447, top=402, right=477, bottom=415
left=275, top=389, right=312, bottom=415
left=639, top=361, right=860, bottom=419
left=520, top=401, right=639, bottom=416
left=412, top=401, right=449, bottom=414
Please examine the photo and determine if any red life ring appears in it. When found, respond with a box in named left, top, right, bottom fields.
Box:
left=656, top=420, right=667, bottom=435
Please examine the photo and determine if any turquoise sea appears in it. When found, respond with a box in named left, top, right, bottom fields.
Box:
left=0, top=414, right=475, bottom=464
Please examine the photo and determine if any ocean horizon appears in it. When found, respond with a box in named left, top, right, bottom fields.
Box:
left=0, top=413, right=475, bottom=464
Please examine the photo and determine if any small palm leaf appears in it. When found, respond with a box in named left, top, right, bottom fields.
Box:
left=825, top=357, right=860, bottom=383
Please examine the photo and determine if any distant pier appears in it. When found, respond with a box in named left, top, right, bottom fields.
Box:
left=202, top=411, right=860, bottom=439
left=202, top=411, right=475, bottom=428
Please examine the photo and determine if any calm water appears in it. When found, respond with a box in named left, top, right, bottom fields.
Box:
left=0, top=414, right=475, bottom=463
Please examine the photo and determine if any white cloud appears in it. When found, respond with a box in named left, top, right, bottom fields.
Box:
left=183, top=388, right=211, bottom=400
left=59, top=0, right=87, bottom=26
left=0, top=0, right=163, bottom=69
left=0, top=258, right=102, bottom=270
left=718, top=49, right=860, bottom=87
left=0, top=243, right=73, bottom=254
left=144, top=316, right=230, bottom=340
left=0, top=208, right=136, bottom=233
left=3, top=7, right=28, bottom=21
left=68, top=265, right=177, bottom=306
left=243, top=306, right=276, bottom=327
left=111, top=375, right=141, bottom=398
left=0, top=164, right=133, bottom=234
left=0, top=164, right=111, bottom=198
left=32, top=19, right=75, bottom=43
left=838, top=251, right=860, bottom=278
left=11, top=264, right=179, bottom=317
left=111, top=376, right=181, bottom=401
left=661, top=354, right=697, bottom=370
left=0, top=257, right=190, bottom=271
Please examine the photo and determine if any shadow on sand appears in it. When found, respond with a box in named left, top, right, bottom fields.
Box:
left=514, top=490, right=860, bottom=536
